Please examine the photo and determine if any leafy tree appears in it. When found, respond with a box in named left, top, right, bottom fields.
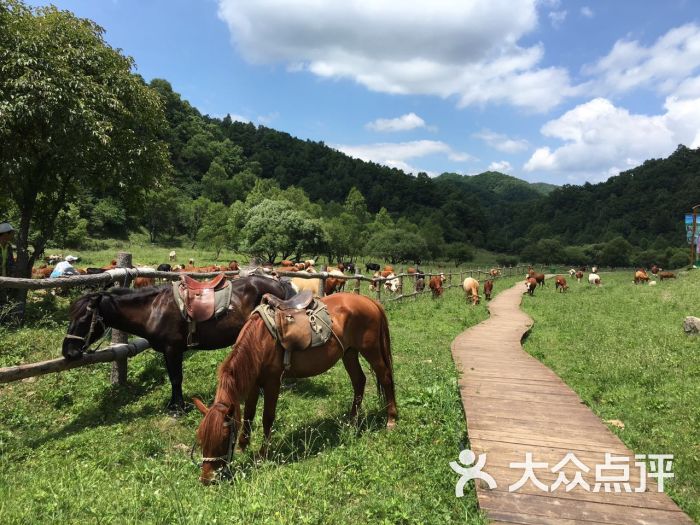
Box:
left=344, top=187, right=370, bottom=225
left=364, top=229, right=428, bottom=264
left=198, top=201, right=229, bottom=258
left=240, top=199, right=327, bottom=263
left=182, top=196, right=211, bottom=247
left=600, top=237, right=633, bottom=267
left=52, top=204, right=88, bottom=249
left=444, top=243, right=475, bottom=266
left=90, top=197, right=127, bottom=237
left=668, top=250, right=689, bottom=270
left=368, top=207, right=394, bottom=232
left=141, top=187, right=181, bottom=243
left=0, top=1, right=169, bottom=282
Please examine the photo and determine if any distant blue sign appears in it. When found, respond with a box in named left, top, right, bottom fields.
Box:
left=686, top=214, right=700, bottom=246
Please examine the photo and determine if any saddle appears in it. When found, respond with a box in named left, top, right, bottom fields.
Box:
left=255, top=290, right=335, bottom=370
left=172, top=273, right=232, bottom=347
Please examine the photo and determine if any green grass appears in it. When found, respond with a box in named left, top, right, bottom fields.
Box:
left=0, top=276, right=520, bottom=524
left=521, top=270, right=700, bottom=521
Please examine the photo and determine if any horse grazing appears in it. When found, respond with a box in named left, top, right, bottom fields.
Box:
left=62, top=275, right=294, bottom=409
left=462, top=277, right=480, bottom=305
left=193, top=293, right=397, bottom=484
left=483, top=279, right=493, bottom=300
left=555, top=276, right=569, bottom=292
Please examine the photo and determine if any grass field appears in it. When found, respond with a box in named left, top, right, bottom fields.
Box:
left=0, top=271, right=520, bottom=524
left=521, top=270, right=700, bottom=521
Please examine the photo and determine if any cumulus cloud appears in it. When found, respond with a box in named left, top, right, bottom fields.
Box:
left=366, top=113, right=427, bottom=132
left=473, top=129, right=529, bottom=153
left=548, top=10, right=567, bottom=29
left=585, top=24, right=700, bottom=96
left=580, top=6, right=594, bottom=18
left=524, top=96, right=700, bottom=179
left=488, top=160, right=513, bottom=172
left=333, top=140, right=472, bottom=175
left=217, top=0, right=577, bottom=112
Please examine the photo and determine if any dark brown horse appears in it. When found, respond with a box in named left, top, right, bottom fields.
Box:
left=62, top=275, right=294, bottom=409
left=192, top=293, right=397, bottom=484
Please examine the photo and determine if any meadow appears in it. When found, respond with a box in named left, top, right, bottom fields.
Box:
left=0, top=261, right=520, bottom=524
left=521, top=270, right=700, bottom=521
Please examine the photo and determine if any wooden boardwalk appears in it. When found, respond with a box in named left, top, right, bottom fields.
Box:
left=451, top=282, right=693, bottom=525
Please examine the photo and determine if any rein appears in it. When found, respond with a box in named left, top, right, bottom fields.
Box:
left=191, top=402, right=238, bottom=478
left=64, top=305, right=111, bottom=353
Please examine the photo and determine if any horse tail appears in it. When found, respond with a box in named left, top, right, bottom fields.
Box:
left=374, top=301, right=394, bottom=402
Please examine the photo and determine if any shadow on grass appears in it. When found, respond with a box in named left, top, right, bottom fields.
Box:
left=27, top=355, right=170, bottom=448
left=281, top=377, right=333, bottom=398
left=229, top=407, right=389, bottom=476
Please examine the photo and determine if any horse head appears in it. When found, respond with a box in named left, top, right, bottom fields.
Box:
left=193, top=398, right=239, bottom=485
left=62, top=293, right=108, bottom=359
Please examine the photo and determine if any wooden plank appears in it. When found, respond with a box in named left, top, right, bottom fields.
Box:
left=450, top=282, right=693, bottom=524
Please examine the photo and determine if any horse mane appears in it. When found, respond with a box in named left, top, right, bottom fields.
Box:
left=200, top=316, right=268, bottom=452
left=216, top=315, right=267, bottom=404
left=68, top=286, right=167, bottom=320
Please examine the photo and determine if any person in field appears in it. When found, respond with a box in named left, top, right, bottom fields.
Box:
left=50, top=255, right=80, bottom=278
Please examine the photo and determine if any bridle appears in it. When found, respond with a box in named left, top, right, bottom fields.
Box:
left=63, top=301, right=109, bottom=353
left=190, top=401, right=238, bottom=479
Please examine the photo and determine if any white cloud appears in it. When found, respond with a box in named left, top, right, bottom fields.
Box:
left=524, top=96, right=700, bottom=179
left=473, top=129, right=529, bottom=153
left=580, top=6, right=594, bottom=18
left=548, top=10, right=567, bottom=29
left=227, top=113, right=252, bottom=123
left=217, top=0, right=577, bottom=112
left=488, top=160, right=513, bottom=172
left=585, top=24, right=700, bottom=96
left=333, top=140, right=472, bottom=175
left=256, top=112, right=279, bottom=125
left=366, top=113, right=427, bottom=132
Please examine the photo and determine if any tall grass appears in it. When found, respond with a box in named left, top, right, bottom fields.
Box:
left=521, top=270, right=700, bottom=521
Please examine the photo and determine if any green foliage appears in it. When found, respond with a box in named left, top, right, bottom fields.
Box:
left=240, top=199, right=327, bottom=262
left=600, top=237, right=634, bottom=267
left=444, top=243, right=475, bottom=266
left=197, top=201, right=229, bottom=257
left=0, top=1, right=169, bottom=274
left=52, top=204, right=88, bottom=249
left=90, top=197, right=127, bottom=237
left=364, top=229, right=429, bottom=264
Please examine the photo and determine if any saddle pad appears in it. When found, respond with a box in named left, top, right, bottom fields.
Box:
left=172, top=280, right=233, bottom=322
left=255, top=301, right=333, bottom=352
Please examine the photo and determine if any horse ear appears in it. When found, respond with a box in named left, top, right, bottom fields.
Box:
left=192, top=397, right=209, bottom=415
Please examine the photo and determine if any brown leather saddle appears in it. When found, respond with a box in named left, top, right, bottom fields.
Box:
left=174, top=273, right=231, bottom=346
left=257, top=290, right=335, bottom=370
left=180, top=273, right=228, bottom=321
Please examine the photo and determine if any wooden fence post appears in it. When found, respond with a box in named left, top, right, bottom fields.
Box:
left=354, top=274, right=361, bottom=294
left=110, top=252, right=132, bottom=386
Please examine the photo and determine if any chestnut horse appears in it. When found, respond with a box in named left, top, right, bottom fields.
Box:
left=193, top=293, right=397, bottom=484
left=62, top=275, right=294, bottom=409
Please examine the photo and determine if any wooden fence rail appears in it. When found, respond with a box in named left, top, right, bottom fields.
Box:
left=0, top=338, right=151, bottom=384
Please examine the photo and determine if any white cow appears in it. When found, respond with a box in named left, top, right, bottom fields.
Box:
left=588, top=272, right=601, bottom=286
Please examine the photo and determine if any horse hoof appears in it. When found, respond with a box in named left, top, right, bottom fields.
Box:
left=386, top=420, right=397, bottom=431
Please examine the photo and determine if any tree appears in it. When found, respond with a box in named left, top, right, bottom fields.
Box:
left=141, top=187, right=181, bottom=243
left=240, top=199, right=327, bottom=263
left=0, top=2, right=170, bottom=285
left=444, top=243, right=475, bottom=266
left=198, top=201, right=229, bottom=258
left=364, top=229, right=429, bottom=264
left=600, top=237, right=633, bottom=267
left=182, top=196, right=212, bottom=247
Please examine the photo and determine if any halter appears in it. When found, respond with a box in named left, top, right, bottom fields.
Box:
left=191, top=402, right=238, bottom=478
left=64, top=304, right=109, bottom=353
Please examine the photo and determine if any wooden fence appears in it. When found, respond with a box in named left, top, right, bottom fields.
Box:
left=0, top=253, right=531, bottom=386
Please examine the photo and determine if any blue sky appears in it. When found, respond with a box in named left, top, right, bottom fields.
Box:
left=27, top=0, right=700, bottom=184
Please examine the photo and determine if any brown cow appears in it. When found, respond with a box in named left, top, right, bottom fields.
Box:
left=658, top=271, right=676, bottom=280
left=525, top=277, right=537, bottom=296
left=483, top=279, right=493, bottom=300
left=415, top=277, right=425, bottom=292
left=279, top=260, right=294, bottom=268
left=575, top=270, right=584, bottom=283
left=383, top=265, right=394, bottom=273
left=651, top=264, right=661, bottom=275
left=555, top=275, right=569, bottom=292
left=429, top=275, right=444, bottom=298
left=634, top=269, right=649, bottom=284
left=528, top=270, right=545, bottom=287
